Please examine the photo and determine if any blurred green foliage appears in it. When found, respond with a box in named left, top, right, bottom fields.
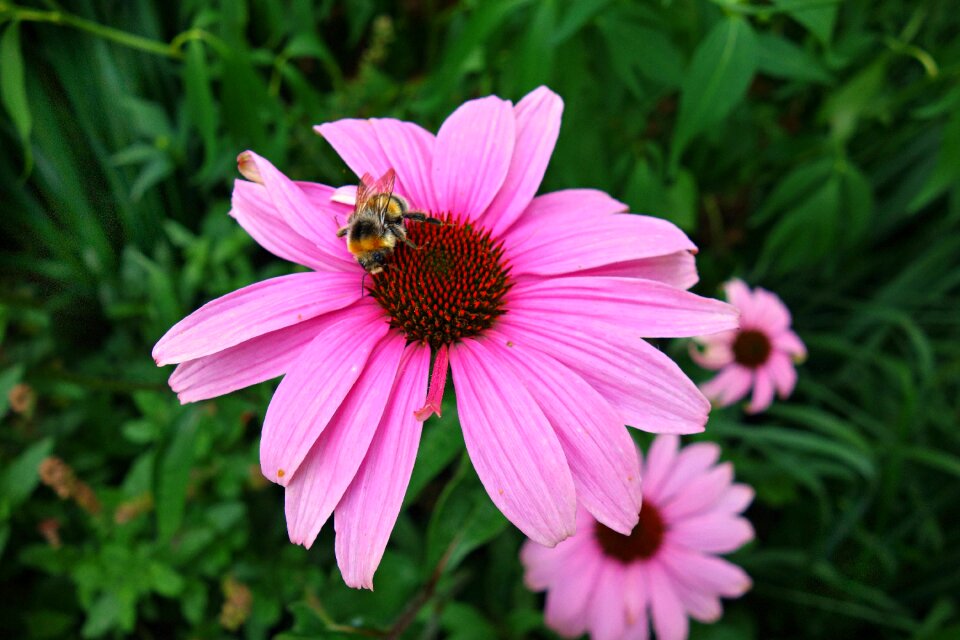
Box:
left=1, top=0, right=959, bottom=638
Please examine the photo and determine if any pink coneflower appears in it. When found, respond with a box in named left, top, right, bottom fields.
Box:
left=152, top=87, right=739, bottom=588
left=690, top=279, right=806, bottom=414
left=521, top=435, right=754, bottom=640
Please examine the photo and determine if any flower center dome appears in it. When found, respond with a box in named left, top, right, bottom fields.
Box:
left=732, top=329, right=772, bottom=368
left=594, top=501, right=666, bottom=563
left=370, top=214, right=512, bottom=348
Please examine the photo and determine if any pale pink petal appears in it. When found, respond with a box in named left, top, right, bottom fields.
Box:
left=774, top=329, right=807, bottom=361
left=575, top=252, right=699, bottom=290
left=747, top=368, right=775, bottom=414
left=700, top=365, right=754, bottom=408
left=751, top=288, right=792, bottom=332
left=623, top=619, right=650, bottom=640
left=767, top=351, right=798, bottom=398
left=672, top=580, right=723, bottom=623
left=240, top=152, right=353, bottom=268
left=413, top=344, right=448, bottom=422
left=334, top=342, right=430, bottom=589
left=314, top=119, right=392, bottom=183
left=506, top=212, right=696, bottom=278
left=659, top=543, right=753, bottom=597
left=231, top=180, right=330, bottom=271
left=370, top=119, right=437, bottom=211
left=724, top=279, right=755, bottom=322
left=521, top=535, right=591, bottom=590
left=170, top=315, right=327, bottom=403
left=284, top=332, right=406, bottom=548
left=623, top=563, right=649, bottom=631
left=492, top=335, right=642, bottom=534
left=651, top=442, right=721, bottom=505
left=642, top=435, right=680, bottom=498
left=661, top=463, right=734, bottom=521
left=152, top=271, right=361, bottom=366
left=432, top=96, right=515, bottom=219
left=508, top=276, right=739, bottom=338
left=294, top=181, right=360, bottom=250
left=329, top=184, right=357, bottom=206
left=646, top=561, right=689, bottom=640
left=688, top=333, right=736, bottom=370
left=496, top=315, right=710, bottom=435
left=259, top=302, right=389, bottom=485
left=544, top=543, right=603, bottom=637
left=669, top=514, right=755, bottom=553
left=506, top=190, right=627, bottom=245
left=483, top=86, right=563, bottom=236
left=588, top=562, right=628, bottom=640
left=711, top=484, right=755, bottom=515
left=449, top=338, right=577, bottom=546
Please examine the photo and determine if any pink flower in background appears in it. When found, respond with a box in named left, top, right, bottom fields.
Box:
left=152, top=86, right=738, bottom=588
left=521, top=435, right=754, bottom=640
left=690, top=279, right=806, bottom=414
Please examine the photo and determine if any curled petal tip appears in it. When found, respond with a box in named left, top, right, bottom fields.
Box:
left=237, top=151, right=263, bottom=184
left=413, top=401, right=441, bottom=422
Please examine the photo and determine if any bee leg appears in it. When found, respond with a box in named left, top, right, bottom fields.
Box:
left=401, top=236, right=419, bottom=250
left=403, top=212, right=443, bottom=226
left=336, top=226, right=349, bottom=238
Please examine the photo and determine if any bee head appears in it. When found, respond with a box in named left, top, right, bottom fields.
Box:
left=359, top=250, right=389, bottom=274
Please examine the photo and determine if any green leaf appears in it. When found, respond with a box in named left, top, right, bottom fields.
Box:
left=625, top=159, right=699, bottom=231
left=821, top=58, right=888, bottom=143
left=669, top=16, right=758, bottom=172
left=0, top=363, right=24, bottom=420
left=1, top=22, right=32, bottom=171
left=404, top=411, right=464, bottom=506
left=440, top=602, right=499, bottom=639
left=773, top=0, right=839, bottom=45
left=156, top=414, right=198, bottom=543
left=1, top=436, right=54, bottom=508
left=598, top=16, right=685, bottom=96
left=757, top=33, right=833, bottom=84
left=909, top=110, right=960, bottom=212
left=183, top=40, right=218, bottom=171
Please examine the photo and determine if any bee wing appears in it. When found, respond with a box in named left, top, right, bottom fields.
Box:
left=367, top=169, right=397, bottom=225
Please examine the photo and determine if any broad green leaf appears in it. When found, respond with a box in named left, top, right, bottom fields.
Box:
left=551, top=0, right=614, bottom=45
left=773, top=0, right=839, bottom=45
left=757, top=33, right=833, bottom=84
left=1, top=22, right=32, bottom=171
left=156, top=414, right=198, bottom=543
left=626, top=159, right=699, bottom=231
left=1, top=436, right=53, bottom=507
left=669, top=16, right=758, bottom=172
left=909, top=110, right=960, bottom=212
left=0, top=363, right=24, bottom=419
left=821, top=58, right=889, bottom=143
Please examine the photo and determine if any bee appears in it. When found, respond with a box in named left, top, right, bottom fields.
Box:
left=337, top=168, right=440, bottom=274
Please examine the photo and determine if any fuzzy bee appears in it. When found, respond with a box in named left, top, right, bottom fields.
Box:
left=337, top=169, right=440, bottom=274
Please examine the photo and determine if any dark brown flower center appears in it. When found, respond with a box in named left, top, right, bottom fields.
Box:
left=369, top=214, right=512, bottom=348
left=594, top=501, right=666, bottom=563
left=732, top=329, right=772, bottom=368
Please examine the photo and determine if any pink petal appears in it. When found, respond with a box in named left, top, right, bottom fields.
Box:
left=491, top=334, right=642, bottom=534
left=668, top=514, right=755, bottom=553
left=576, top=252, right=699, bottom=290
left=700, top=365, right=754, bottom=408
left=711, top=484, right=755, bottom=515
left=496, top=314, right=710, bottom=435
left=646, top=561, right=689, bottom=640
left=294, top=181, right=363, bottom=259
left=543, top=542, right=603, bottom=637
left=231, top=180, right=330, bottom=271
left=589, top=562, right=629, bottom=640
left=661, top=463, right=734, bottom=521
left=774, top=329, right=807, bottom=361
left=724, top=279, right=755, bottom=319
left=283, top=332, right=406, bottom=548
left=449, top=338, right=577, bottom=546
left=505, top=205, right=697, bottom=278
left=259, top=301, right=389, bottom=485
left=334, top=342, right=431, bottom=589
left=370, top=119, right=438, bottom=211
left=746, top=368, right=775, bottom=413
left=751, top=288, right=792, bottom=332
left=521, top=535, right=589, bottom=590
left=767, top=351, right=798, bottom=398
left=659, top=543, right=753, bottom=597
left=482, top=87, right=564, bottom=236
left=432, top=96, right=515, bottom=219
left=689, top=332, right=736, bottom=370
left=239, top=152, right=352, bottom=268
left=623, top=562, right=649, bottom=631
left=672, top=580, right=723, bottom=623
left=508, top=276, right=739, bottom=338
left=152, top=271, right=361, bottom=366
left=641, top=435, right=680, bottom=499
left=170, top=315, right=327, bottom=403
left=314, top=119, right=392, bottom=184
left=413, top=343, right=448, bottom=422
left=651, top=442, right=721, bottom=505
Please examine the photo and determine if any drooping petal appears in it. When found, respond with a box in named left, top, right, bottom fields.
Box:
left=506, top=208, right=697, bottom=278
left=170, top=315, right=328, bottom=403
left=153, top=271, right=361, bottom=366
left=659, top=543, right=753, bottom=597
left=334, top=342, right=430, bottom=589
left=239, top=152, right=353, bottom=267
left=432, top=96, right=516, bottom=219
left=496, top=314, right=710, bottom=434
left=483, top=86, right=563, bottom=236
left=231, top=180, right=331, bottom=271
left=543, top=541, right=603, bottom=637
left=576, top=252, right=699, bottom=290
left=668, top=514, right=755, bottom=553
left=284, top=332, right=406, bottom=548
left=508, top=276, right=739, bottom=338
left=746, top=368, right=775, bottom=414
left=767, top=351, right=798, bottom=398
left=490, top=333, right=641, bottom=533
left=370, top=118, right=437, bottom=211
left=646, top=562, right=689, bottom=640
left=700, top=365, right=754, bottom=408
left=413, top=343, right=448, bottom=422
left=589, top=562, right=629, bottom=640
left=450, top=338, right=577, bottom=546
left=259, top=301, right=389, bottom=485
